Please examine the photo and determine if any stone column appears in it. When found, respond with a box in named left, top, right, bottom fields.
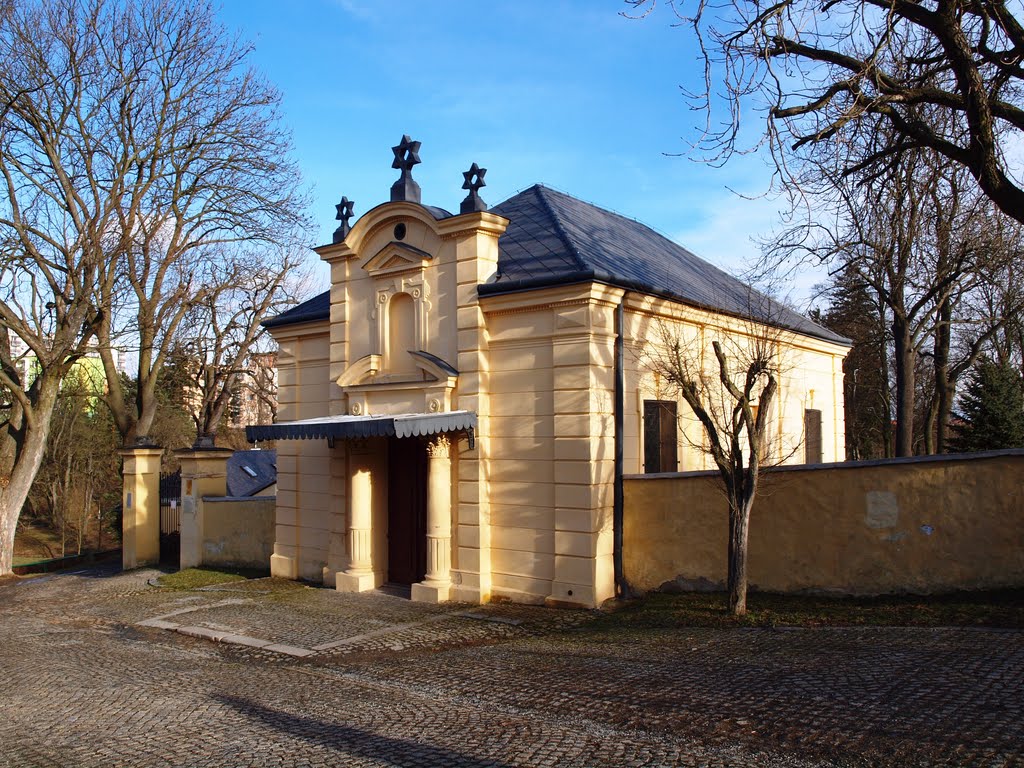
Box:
left=336, top=452, right=376, bottom=592
left=119, top=443, right=164, bottom=570
left=412, top=435, right=452, bottom=603
left=176, top=446, right=233, bottom=570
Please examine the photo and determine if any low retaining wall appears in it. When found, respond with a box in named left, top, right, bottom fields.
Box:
left=13, top=548, right=122, bottom=576
left=624, top=450, right=1024, bottom=595
left=189, top=496, right=275, bottom=570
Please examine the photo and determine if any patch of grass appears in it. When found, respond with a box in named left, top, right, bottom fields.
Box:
left=14, top=524, right=63, bottom=561
left=155, top=566, right=268, bottom=590
left=598, top=589, right=1024, bottom=630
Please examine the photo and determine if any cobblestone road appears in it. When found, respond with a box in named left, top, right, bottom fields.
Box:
left=1, top=565, right=1021, bottom=767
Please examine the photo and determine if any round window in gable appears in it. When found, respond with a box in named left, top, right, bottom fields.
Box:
left=394, top=223, right=407, bottom=240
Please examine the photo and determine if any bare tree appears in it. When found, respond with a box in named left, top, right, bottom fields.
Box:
left=0, top=0, right=125, bottom=574
left=242, top=347, right=279, bottom=427
left=173, top=245, right=299, bottom=439
left=645, top=317, right=784, bottom=615
left=0, top=0, right=307, bottom=574
left=26, top=375, right=120, bottom=557
left=87, top=0, right=310, bottom=445
left=921, top=202, right=1024, bottom=452
left=626, top=0, right=1024, bottom=224
left=773, top=126, right=1022, bottom=455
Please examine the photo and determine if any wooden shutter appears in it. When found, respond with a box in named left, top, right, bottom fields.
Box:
left=644, top=400, right=678, bottom=473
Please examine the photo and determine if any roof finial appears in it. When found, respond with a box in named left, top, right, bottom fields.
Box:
left=460, top=163, right=487, bottom=214
left=390, top=135, right=422, bottom=203
left=333, top=196, right=355, bottom=243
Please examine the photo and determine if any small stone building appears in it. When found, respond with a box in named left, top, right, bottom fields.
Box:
left=247, top=137, right=849, bottom=607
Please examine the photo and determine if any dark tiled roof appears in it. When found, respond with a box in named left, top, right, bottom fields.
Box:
left=484, top=185, right=848, bottom=345
left=263, top=290, right=330, bottom=329
left=423, top=205, right=453, bottom=220
left=226, top=449, right=277, bottom=497
left=263, top=187, right=847, bottom=345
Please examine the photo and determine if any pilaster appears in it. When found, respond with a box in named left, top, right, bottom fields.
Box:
left=448, top=219, right=506, bottom=604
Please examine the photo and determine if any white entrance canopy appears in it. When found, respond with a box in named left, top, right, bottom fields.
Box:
left=245, top=411, right=476, bottom=443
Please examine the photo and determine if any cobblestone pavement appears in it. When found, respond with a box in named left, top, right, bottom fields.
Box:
left=1, top=566, right=1021, bottom=767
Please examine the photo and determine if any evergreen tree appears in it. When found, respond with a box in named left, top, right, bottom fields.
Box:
left=950, top=360, right=1024, bottom=452
left=814, top=267, right=893, bottom=459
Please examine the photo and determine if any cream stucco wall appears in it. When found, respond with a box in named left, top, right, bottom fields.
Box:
left=267, top=199, right=848, bottom=608
left=623, top=451, right=1024, bottom=595
left=199, top=497, right=276, bottom=569
left=271, top=323, right=336, bottom=581
left=480, top=283, right=619, bottom=606
left=621, top=293, right=848, bottom=473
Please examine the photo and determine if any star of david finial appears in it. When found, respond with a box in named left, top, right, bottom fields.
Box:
left=390, top=134, right=422, bottom=203
left=462, top=163, right=486, bottom=192
left=332, top=196, right=355, bottom=243
left=460, top=162, right=488, bottom=214
left=391, top=135, right=422, bottom=172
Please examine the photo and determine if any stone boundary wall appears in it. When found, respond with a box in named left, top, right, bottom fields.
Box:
left=192, top=496, right=276, bottom=570
left=623, top=450, right=1024, bottom=595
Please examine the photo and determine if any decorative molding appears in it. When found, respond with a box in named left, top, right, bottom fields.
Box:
left=427, top=434, right=451, bottom=458
left=486, top=298, right=593, bottom=319
left=374, top=279, right=430, bottom=366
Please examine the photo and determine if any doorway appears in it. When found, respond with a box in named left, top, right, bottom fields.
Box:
left=386, top=437, right=427, bottom=586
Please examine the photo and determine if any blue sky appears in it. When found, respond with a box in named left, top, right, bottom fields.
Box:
left=217, top=0, right=801, bottom=298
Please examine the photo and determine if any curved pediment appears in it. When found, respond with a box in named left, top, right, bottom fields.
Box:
left=408, top=351, right=458, bottom=383
left=337, top=351, right=457, bottom=388
left=337, top=354, right=382, bottom=387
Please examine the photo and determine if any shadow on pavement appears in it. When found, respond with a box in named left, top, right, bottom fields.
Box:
left=215, top=693, right=515, bottom=768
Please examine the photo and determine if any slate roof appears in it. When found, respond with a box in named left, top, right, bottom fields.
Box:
left=263, top=290, right=329, bottom=329
left=484, top=185, right=847, bottom=344
left=264, top=185, right=846, bottom=345
left=226, top=449, right=277, bottom=497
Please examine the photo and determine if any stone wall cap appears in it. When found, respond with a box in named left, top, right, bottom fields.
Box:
left=201, top=495, right=276, bottom=503
left=624, top=448, right=1024, bottom=480
left=174, top=447, right=236, bottom=458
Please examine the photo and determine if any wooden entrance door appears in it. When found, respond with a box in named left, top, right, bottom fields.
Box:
left=387, top=437, right=427, bottom=585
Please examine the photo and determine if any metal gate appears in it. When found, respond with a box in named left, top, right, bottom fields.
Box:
left=159, top=471, right=181, bottom=565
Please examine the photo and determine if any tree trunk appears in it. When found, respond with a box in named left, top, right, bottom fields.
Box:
left=727, top=491, right=753, bottom=616
left=874, top=299, right=894, bottom=459
left=0, top=393, right=58, bottom=574
left=892, top=318, right=917, bottom=457
left=932, top=297, right=954, bottom=453
left=0, top=497, right=18, bottom=576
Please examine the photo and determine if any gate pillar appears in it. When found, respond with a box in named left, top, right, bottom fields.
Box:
left=119, top=441, right=164, bottom=570
left=176, top=445, right=233, bottom=570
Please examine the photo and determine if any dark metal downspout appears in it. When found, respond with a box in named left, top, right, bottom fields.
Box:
left=613, top=297, right=626, bottom=598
